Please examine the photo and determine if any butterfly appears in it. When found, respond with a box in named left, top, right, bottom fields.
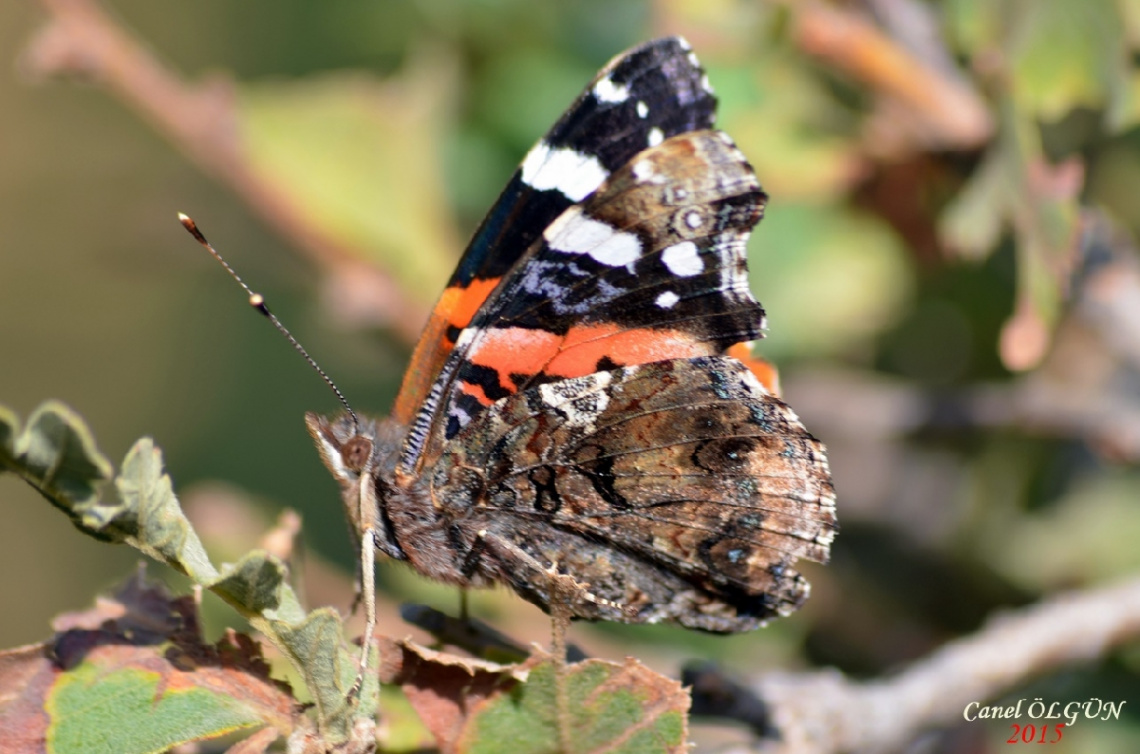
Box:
left=306, top=38, right=836, bottom=651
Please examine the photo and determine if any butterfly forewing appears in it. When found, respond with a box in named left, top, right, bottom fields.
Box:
left=393, top=37, right=717, bottom=439
left=411, top=130, right=768, bottom=469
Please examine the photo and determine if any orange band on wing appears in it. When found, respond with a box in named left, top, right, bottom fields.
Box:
left=392, top=277, right=502, bottom=424
left=727, top=342, right=780, bottom=396
left=550, top=324, right=710, bottom=375
left=462, top=323, right=722, bottom=396
left=399, top=313, right=775, bottom=428
left=457, top=376, right=500, bottom=409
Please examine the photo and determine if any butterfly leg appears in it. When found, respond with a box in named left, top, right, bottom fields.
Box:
left=476, top=530, right=626, bottom=753
left=460, top=529, right=488, bottom=580
left=475, top=529, right=629, bottom=620
left=545, top=563, right=578, bottom=754
left=349, top=474, right=379, bottom=703
left=454, top=531, right=485, bottom=633
left=458, top=589, right=470, bottom=623
left=349, top=525, right=376, bottom=700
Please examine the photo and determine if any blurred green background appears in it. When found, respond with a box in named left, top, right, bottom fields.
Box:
left=4, top=1, right=1140, bottom=751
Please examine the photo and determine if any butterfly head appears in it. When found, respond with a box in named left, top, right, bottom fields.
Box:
left=305, top=411, right=406, bottom=559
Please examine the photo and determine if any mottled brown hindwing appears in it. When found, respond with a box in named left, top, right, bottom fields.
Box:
left=430, top=356, right=836, bottom=631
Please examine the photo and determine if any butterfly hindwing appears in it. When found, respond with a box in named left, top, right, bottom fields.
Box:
left=393, top=37, right=716, bottom=427
left=429, top=356, right=836, bottom=631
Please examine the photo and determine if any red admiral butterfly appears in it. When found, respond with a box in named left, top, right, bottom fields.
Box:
left=305, top=37, right=836, bottom=651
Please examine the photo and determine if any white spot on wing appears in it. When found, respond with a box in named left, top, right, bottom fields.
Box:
left=520, top=141, right=608, bottom=202
left=715, top=130, right=748, bottom=163
left=593, top=77, right=629, bottom=103
left=685, top=210, right=703, bottom=229
left=539, top=372, right=612, bottom=429
left=545, top=207, right=641, bottom=268
left=655, top=290, right=680, bottom=309
left=636, top=100, right=648, bottom=118
left=648, top=127, right=664, bottom=147
left=449, top=404, right=473, bottom=431
left=661, top=241, right=704, bottom=276
left=518, top=258, right=625, bottom=314
left=632, top=158, right=663, bottom=184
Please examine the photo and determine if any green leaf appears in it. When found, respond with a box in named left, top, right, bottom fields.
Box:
left=985, top=469, right=1140, bottom=589
left=2, top=402, right=373, bottom=746
left=212, top=550, right=294, bottom=619
left=943, top=0, right=1004, bottom=57
left=1112, top=72, right=1140, bottom=133
left=0, top=404, right=15, bottom=462
left=377, top=635, right=524, bottom=751
left=1008, top=0, right=1127, bottom=121
left=940, top=145, right=1008, bottom=259
left=0, top=578, right=296, bottom=754
left=1002, top=106, right=1080, bottom=369
left=458, top=658, right=689, bottom=754
left=938, top=100, right=1081, bottom=369
left=18, top=428, right=218, bottom=584
left=105, top=438, right=218, bottom=582
left=239, top=54, right=461, bottom=304
left=271, top=608, right=372, bottom=743
left=717, top=55, right=863, bottom=202
left=1120, top=0, right=1140, bottom=49
left=753, top=203, right=912, bottom=359
left=104, top=451, right=376, bottom=743
left=209, top=552, right=376, bottom=743
left=48, top=665, right=264, bottom=754
left=2, top=401, right=112, bottom=518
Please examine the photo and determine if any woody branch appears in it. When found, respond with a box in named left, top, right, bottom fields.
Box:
left=741, top=576, right=1140, bottom=753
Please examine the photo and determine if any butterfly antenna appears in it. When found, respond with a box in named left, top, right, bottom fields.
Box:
left=178, top=213, right=360, bottom=434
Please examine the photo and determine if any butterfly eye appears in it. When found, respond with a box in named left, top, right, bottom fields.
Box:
left=341, top=435, right=374, bottom=473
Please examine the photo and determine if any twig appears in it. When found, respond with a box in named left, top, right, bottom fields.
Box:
left=22, top=0, right=427, bottom=344
left=788, top=1, right=992, bottom=155
left=788, top=368, right=1140, bottom=466
left=703, top=577, right=1140, bottom=753
left=260, top=509, right=303, bottom=564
